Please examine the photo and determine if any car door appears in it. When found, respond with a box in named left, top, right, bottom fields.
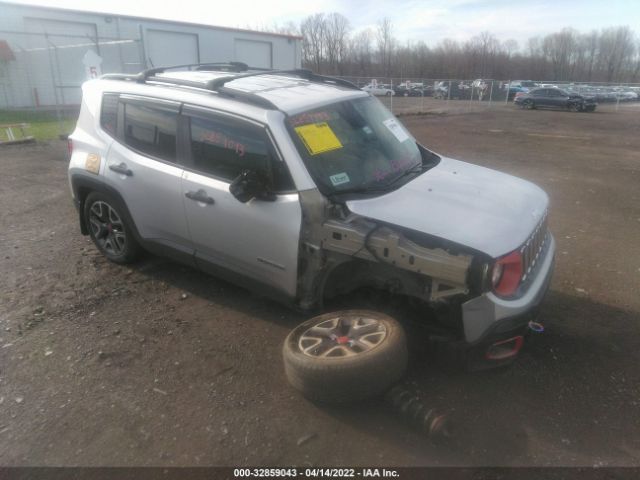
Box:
left=180, top=106, right=302, bottom=298
left=552, top=89, right=570, bottom=108
left=104, top=95, right=193, bottom=257
left=533, top=89, right=551, bottom=107
left=543, top=89, right=560, bottom=108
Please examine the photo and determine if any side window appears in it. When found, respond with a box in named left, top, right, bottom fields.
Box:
left=123, top=102, right=177, bottom=162
left=100, top=93, right=118, bottom=136
left=189, top=114, right=294, bottom=191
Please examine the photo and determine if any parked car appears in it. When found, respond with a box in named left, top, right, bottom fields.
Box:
left=506, top=80, right=538, bottom=99
left=515, top=87, right=597, bottom=112
left=433, top=81, right=465, bottom=100
left=362, top=83, right=394, bottom=96
left=68, top=64, right=555, bottom=377
left=394, top=83, right=434, bottom=97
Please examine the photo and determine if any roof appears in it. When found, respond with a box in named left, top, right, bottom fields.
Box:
left=159, top=71, right=366, bottom=113
left=0, top=1, right=303, bottom=40
left=103, top=69, right=367, bottom=115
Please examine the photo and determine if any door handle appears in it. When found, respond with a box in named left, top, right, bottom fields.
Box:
left=109, top=162, right=133, bottom=176
left=185, top=189, right=215, bottom=205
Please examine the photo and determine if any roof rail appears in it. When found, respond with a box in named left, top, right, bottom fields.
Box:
left=101, top=62, right=251, bottom=83
left=100, top=63, right=360, bottom=110
left=206, top=68, right=359, bottom=90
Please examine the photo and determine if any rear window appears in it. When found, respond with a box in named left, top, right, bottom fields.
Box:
left=100, top=94, right=118, bottom=136
left=123, top=102, right=177, bottom=162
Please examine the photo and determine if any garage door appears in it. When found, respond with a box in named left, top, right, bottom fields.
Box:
left=235, top=39, right=272, bottom=69
left=146, top=30, right=199, bottom=68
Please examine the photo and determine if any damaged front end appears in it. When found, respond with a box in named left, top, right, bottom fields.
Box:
left=295, top=190, right=483, bottom=321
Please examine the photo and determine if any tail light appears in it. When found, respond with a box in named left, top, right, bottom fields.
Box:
left=491, top=250, right=523, bottom=297
left=67, top=138, right=74, bottom=157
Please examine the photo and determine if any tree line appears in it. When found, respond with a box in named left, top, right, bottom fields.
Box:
left=268, top=14, right=640, bottom=83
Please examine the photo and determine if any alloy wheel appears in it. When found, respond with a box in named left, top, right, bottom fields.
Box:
left=88, top=201, right=127, bottom=256
left=298, top=314, right=388, bottom=358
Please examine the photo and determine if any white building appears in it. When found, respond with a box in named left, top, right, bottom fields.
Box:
left=0, top=1, right=302, bottom=108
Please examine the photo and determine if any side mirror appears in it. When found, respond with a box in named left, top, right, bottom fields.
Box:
left=229, top=169, right=275, bottom=203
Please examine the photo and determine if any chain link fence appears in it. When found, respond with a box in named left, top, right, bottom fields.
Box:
left=0, top=29, right=144, bottom=139
left=335, top=76, right=640, bottom=116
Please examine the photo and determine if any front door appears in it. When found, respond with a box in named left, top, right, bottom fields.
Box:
left=180, top=106, right=301, bottom=298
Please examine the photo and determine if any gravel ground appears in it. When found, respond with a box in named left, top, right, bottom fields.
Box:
left=0, top=102, right=639, bottom=467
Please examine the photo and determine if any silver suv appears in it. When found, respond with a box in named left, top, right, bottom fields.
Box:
left=68, top=64, right=555, bottom=367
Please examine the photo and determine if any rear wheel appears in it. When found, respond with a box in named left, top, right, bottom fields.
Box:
left=84, top=192, right=141, bottom=264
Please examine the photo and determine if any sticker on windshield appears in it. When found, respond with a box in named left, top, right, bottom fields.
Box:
left=329, top=172, right=350, bottom=186
left=294, top=122, right=343, bottom=155
left=383, top=118, right=409, bottom=143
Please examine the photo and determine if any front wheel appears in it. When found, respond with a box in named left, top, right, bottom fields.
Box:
left=283, top=310, right=408, bottom=403
left=84, top=192, right=141, bottom=264
left=523, top=99, right=535, bottom=110
left=570, top=102, right=582, bottom=112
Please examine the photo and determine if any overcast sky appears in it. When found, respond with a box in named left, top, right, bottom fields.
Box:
left=8, top=0, right=640, bottom=48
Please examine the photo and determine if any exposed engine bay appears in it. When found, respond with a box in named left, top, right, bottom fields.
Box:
left=296, top=190, right=476, bottom=310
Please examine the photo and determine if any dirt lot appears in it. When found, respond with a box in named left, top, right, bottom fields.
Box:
left=1, top=103, right=639, bottom=467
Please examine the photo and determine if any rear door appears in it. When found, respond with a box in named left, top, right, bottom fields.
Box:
left=103, top=95, right=193, bottom=256
left=180, top=106, right=301, bottom=298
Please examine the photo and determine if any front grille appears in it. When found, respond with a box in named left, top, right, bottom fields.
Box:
left=520, top=212, right=548, bottom=282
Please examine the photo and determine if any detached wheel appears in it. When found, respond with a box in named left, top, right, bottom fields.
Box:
left=84, top=192, right=141, bottom=264
left=283, top=310, right=408, bottom=404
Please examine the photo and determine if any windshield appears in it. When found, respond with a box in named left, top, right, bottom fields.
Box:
left=286, top=96, right=424, bottom=195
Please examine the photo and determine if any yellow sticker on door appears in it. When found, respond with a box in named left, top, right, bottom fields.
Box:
left=294, top=122, right=343, bottom=155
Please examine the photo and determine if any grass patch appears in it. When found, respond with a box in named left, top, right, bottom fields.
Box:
left=0, top=110, right=77, bottom=142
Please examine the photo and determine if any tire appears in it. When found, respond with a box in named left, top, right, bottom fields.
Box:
left=386, top=91, right=392, bottom=96
left=84, top=191, right=141, bottom=264
left=283, top=310, right=408, bottom=404
left=570, top=102, right=582, bottom=112
left=523, top=99, right=534, bottom=110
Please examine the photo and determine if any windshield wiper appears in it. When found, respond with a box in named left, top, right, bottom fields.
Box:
left=328, top=185, right=397, bottom=197
left=328, top=163, right=425, bottom=198
left=329, top=163, right=426, bottom=197
left=378, top=162, right=425, bottom=189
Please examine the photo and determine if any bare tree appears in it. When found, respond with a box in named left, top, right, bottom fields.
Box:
left=300, top=14, right=327, bottom=73
left=376, top=17, right=394, bottom=77
left=349, top=29, right=374, bottom=75
left=287, top=14, right=639, bottom=83
left=324, top=13, right=351, bottom=75
left=598, top=26, right=635, bottom=81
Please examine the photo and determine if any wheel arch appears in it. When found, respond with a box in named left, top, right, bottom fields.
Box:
left=70, top=174, right=143, bottom=244
left=318, top=257, right=430, bottom=306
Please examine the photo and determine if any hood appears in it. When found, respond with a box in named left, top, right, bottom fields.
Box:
left=346, top=157, right=549, bottom=258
